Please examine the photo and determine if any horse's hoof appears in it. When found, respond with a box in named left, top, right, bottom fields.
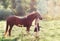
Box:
left=35, top=35, right=39, bottom=38
left=23, top=33, right=27, bottom=36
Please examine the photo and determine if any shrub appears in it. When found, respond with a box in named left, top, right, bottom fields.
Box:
left=42, top=14, right=53, bottom=21
left=0, top=9, right=14, bottom=20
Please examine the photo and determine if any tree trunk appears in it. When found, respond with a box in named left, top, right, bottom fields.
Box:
left=11, top=0, right=25, bottom=16
left=11, top=0, right=16, bottom=9
left=29, top=0, right=37, bottom=13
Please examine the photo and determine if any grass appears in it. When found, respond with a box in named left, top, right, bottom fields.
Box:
left=0, top=20, right=60, bottom=41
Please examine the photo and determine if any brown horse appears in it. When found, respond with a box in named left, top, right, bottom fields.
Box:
left=4, top=11, right=42, bottom=36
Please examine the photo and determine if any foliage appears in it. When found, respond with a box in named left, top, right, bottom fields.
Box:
left=0, top=9, right=14, bottom=20
left=1, top=0, right=9, bottom=9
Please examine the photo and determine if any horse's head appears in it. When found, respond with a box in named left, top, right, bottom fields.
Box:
left=35, top=11, right=42, bottom=20
left=27, top=11, right=42, bottom=21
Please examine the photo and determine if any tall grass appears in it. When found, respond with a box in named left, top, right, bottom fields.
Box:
left=0, top=20, right=60, bottom=41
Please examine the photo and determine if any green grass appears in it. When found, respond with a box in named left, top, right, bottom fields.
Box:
left=0, top=20, right=60, bottom=41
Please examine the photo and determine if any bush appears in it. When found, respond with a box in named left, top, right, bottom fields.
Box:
left=42, top=14, right=53, bottom=21
left=0, top=9, right=14, bottom=20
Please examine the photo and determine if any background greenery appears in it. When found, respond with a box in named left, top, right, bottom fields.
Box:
left=0, top=0, right=60, bottom=20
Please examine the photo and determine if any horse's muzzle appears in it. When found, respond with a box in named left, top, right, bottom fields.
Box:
left=39, top=17, right=42, bottom=20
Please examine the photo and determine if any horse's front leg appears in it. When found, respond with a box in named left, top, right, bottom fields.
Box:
left=34, top=23, right=40, bottom=37
left=34, top=23, right=40, bottom=32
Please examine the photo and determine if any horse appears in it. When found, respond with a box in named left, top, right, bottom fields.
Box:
left=4, top=11, right=42, bottom=36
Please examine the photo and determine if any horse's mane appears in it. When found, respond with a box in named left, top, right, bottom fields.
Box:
left=27, top=11, right=37, bottom=17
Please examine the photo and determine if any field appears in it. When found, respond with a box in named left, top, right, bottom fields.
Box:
left=0, top=20, right=60, bottom=41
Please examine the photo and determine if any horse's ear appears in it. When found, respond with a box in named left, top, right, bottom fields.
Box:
left=9, top=7, right=17, bottom=15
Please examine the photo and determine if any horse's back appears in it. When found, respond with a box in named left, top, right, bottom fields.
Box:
left=6, top=16, right=27, bottom=26
left=7, top=16, right=17, bottom=21
left=6, top=16, right=21, bottom=24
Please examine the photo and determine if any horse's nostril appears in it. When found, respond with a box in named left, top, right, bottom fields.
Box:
left=41, top=18, right=42, bottom=20
left=40, top=18, right=42, bottom=20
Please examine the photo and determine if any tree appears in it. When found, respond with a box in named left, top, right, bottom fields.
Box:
left=11, top=0, right=25, bottom=16
left=11, top=0, right=16, bottom=9
left=0, top=0, right=9, bottom=8
left=29, top=0, right=37, bottom=12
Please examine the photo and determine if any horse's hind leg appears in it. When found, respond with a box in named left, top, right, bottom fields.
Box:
left=8, top=25, right=13, bottom=36
left=26, top=27, right=30, bottom=34
left=4, top=23, right=9, bottom=37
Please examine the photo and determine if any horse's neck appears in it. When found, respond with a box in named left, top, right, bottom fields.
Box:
left=28, top=15, right=36, bottom=22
